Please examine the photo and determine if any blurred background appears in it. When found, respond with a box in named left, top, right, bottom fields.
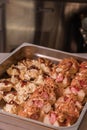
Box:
left=1, top=0, right=87, bottom=53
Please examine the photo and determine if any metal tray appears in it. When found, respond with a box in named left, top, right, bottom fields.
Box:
left=0, top=43, right=87, bottom=130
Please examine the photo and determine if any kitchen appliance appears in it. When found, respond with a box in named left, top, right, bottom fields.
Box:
left=0, top=0, right=87, bottom=53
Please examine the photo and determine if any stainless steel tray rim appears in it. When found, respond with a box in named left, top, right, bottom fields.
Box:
left=0, top=110, right=81, bottom=130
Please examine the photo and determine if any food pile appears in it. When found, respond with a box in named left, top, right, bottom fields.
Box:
left=0, top=57, right=87, bottom=127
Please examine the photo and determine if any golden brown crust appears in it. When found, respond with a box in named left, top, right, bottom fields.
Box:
left=0, top=57, right=86, bottom=127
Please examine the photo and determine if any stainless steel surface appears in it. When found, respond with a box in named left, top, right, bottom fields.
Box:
left=5, top=0, right=61, bottom=51
left=4, top=0, right=87, bottom=53
left=5, top=0, right=36, bottom=51
left=0, top=43, right=87, bottom=130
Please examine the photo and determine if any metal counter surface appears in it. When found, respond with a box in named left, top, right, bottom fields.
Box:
left=0, top=53, right=86, bottom=130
